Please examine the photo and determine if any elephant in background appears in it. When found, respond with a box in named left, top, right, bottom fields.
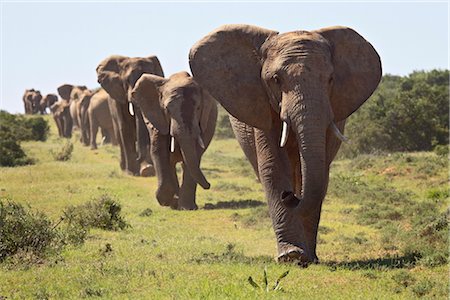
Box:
left=190, top=25, right=381, bottom=263
left=40, top=94, right=58, bottom=114
left=96, top=55, right=164, bottom=177
left=57, top=84, right=89, bottom=144
left=131, top=71, right=217, bottom=210
left=85, top=89, right=117, bottom=149
left=57, top=84, right=88, bottom=132
left=23, top=89, right=42, bottom=114
left=50, top=100, right=72, bottom=138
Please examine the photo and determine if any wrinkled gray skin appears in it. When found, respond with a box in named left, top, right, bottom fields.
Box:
left=131, top=72, right=217, bottom=210
left=40, top=94, right=58, bottom=114
left=85, top=89, right=117, bottom=150
left=23, top=89, right=43, bottom=114
left=190, top=25, right=381, bottom=263
left=50, top=100, right=72, bottom=138
left=96, top=55, right=164, bottom=177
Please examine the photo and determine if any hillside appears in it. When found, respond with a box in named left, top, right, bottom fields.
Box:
left=0, top=116, right=447, bottom=299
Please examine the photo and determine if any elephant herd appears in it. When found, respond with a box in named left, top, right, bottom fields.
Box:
left=24, top=25, right=381, bottom=264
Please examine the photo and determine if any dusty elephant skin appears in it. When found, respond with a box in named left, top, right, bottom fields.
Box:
left=86, top=89, right=117, bottom=150
left=190, top=24, right=381, bottom=263
left=40, top=94, right=58, bottom=115
left=57, top=84, right=89, bottom=144
left=131, top=71, right=217, bottom=210
left=22, top=89, right=43, bottom=115
left=50, top=100, right=72, bottom=138
left=96, top=55, right=164, bottom=177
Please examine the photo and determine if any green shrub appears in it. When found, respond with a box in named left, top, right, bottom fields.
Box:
left=433, top=144, right=449, bottom=157
left=63, top=194, right=129, bottom=231
left=0, top=200, right=57, bottom=262
left=0, top=128, right=34, bottom=167
left=52, top=141, right=74, bottom=161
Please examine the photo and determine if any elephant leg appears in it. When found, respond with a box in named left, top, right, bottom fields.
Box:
left=101, top=127, right=110, bottom=144
left=178, top=162, right=198, bottom=210
left=116, top=102, right=139, bottom=175
left=135, top=108, right=154, bottom=177
left=90, top=116, right=99, bottom=150
left=151, top=131, right=179, bottom=207
left=254, top=125, right=310, bottom=263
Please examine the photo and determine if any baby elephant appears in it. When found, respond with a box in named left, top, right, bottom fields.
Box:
left=131, top=72, right=217, bottom=210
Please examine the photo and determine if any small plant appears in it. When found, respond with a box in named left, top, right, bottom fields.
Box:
left=391, top=270, right=416, bottom=288
left=52, top=141, right=74, bottom=161
left=248, top=267, right=290, bottom=292
left=411, top=279, right=434, bottom=297
left=139, top=208, right=153, bottom=217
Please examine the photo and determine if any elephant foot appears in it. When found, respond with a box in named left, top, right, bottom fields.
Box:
left=277, top=243, right=310, bottom=267
left=177, top=202, right=198, bottom=211
left=140, top=164, right=155, bottom=177
left=90, top=145, right=98, bottom=150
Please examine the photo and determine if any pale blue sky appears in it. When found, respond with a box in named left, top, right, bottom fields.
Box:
left=1, top=1, right=448, bottom=113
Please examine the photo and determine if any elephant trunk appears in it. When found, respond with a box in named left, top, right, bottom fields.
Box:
left=177, top=136, right=210, bottom=190
left=284, top=88, right=331, bottom=216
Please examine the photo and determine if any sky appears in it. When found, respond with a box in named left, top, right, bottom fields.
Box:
left=0, top=1, right=448, bottom=113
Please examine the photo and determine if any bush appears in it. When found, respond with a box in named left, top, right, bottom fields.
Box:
left=0, top=128, right=34, bottom=167
left=339, top=70, right=449, bottom=157
left=0, top=111, right=49, bottom=167
left=0, top=200, right=57, bottom=263
left=52, top=141, right=74, bottom=161
left=63, top=194, right=129, bottom=231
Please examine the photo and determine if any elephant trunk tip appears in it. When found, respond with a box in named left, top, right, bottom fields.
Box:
left=281, top=191, right=300, bottom=208
left=200, top=180, right=211, bottom=190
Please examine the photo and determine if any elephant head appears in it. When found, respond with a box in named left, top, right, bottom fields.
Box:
left=40, top=94, right=58, bottom=114
left=131, top=71, right=212, bottom=190
left=190, top=25, right=381, bottom=261
left=96, top=55, right=164, bottom=106
left=57, top=84, right=87, bottom=102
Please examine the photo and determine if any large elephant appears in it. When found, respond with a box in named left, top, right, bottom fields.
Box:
left=23, top=89, right=42, bottom=114
left=189, top=25, right=381, bottom=263
left=86, top=89, right=117, bottom=149
left=96, top=55, right=164, bottom=176
left=131, top=71, right=217, bottom=210
left=40, top=94, right=58, bottom=114
left=50, top=100, right=72, bottom=138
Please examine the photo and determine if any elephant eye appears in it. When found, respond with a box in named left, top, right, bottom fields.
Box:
left=273, top=74, right=280, bottom=85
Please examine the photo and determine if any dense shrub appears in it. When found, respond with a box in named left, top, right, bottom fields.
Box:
left=0, top=110, right=49, bottom=167
left=0, top=200, right=57, bottom=262
left=63, top=194, right=129, bottom=231
left=340, top=70, right=449, bottom=157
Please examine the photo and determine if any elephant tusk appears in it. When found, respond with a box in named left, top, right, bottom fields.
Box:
left=331, top=121, right=350, bottom=144
left=280, top=121, right=289, bottom=147
left=198, top=136, right=205, bottom=150
left=170, top=136, right=175, bottom=153
left=128, top=102, right=134, bottom=116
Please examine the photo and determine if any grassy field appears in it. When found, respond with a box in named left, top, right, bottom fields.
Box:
left=0, top=115, right=448, bottom=299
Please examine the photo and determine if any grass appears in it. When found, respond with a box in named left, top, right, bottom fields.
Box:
left=0, top=115, right=447, bottom=299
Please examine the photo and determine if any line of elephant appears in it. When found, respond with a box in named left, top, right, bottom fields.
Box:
left=27, top=25, right=382, bottom=264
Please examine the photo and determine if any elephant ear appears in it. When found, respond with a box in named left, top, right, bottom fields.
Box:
left=96, top=57, right=128, bottom=104
left=189, top=24, right=278, bottom=130
left=131, top=74, right=169, bottom=134
left=315, top=26, right=382, bottom=121
left=57, top=84, right=74, bottom=101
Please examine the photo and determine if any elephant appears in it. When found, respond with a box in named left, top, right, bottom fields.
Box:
left=23, top=89, right=42, bottom=114
left=40, top=94, right=58, bottom=114
left=189, top=25, right=381, bottom=263
left=57, top=84, right=90, bottom=144
left=131, top=71, right=217, bottom=210
left=85, top=89, right=117, bottom=149
left=50, top=100, right=72, bottom=138
left=96, top=55, right=164, bottom=177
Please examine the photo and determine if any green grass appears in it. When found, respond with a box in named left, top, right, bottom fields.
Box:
left=0, top=115, right=447, bottom=299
